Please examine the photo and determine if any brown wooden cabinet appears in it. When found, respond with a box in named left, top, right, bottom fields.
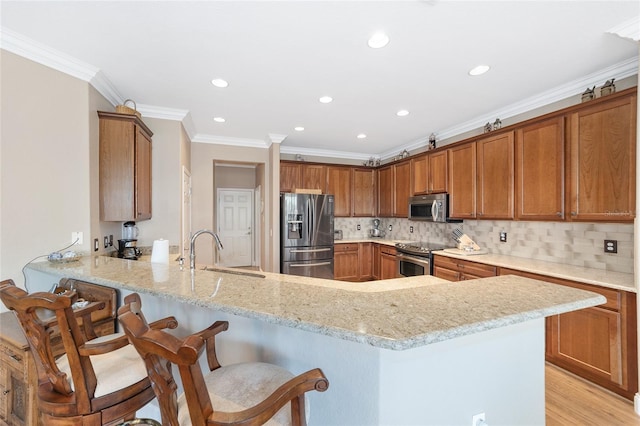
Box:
left=516, top=116, right=565, bottom=220
left=280, top=162, right=302, bottom=193
left=353, top=168, right=376, bottom=217
left=302, top=164, right=326, bottom=191
left=377, top=166, right=394, bottom=217
left=447, top=142, right=476, bottom=219
left=394, top=160, right=411, bottom=218
left=359, top=242, right=374, bottom=281
left=379, top=245, right=398, bottom=280
left=334, top=243, right=360, bottom=281
left=99, top=111, right=153, bottom=222
left=429, top=150, right=448, bottom=194
left=567, top=93, right=636, bottom=221
left=326, top=166, right=352, bottom=217
left=476, top=131, right=514, bottom=219
left=498, top=267, right=637, bottom=400
left=411, top=154, right=428, bottom=195
left=432, top=255, right=497, bottom=281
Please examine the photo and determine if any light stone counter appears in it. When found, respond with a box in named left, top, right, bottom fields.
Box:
left=434, top=250, right=635, bottom=293
left=25, top=255, right=604, bottom=351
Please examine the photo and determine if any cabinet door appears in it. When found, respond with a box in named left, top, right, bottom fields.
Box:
left=377, top=166, right=394, bottom=217
left=448, top=143, right=476, bottom=219
left=327, top=166, right=352, bottom=217
left=302, top=165, right=327, bottom=191
left=280, top=162, right=301, bottom=193
left=411, top=154, right=428, bottom=195
left=334, top=244, right=359, bottom=281
left=428, top=150, right=448, bottom=193
left=135, top=128, right=152, bottom=221
left=380, top=253, right=398, bottom=279
left=359, top=243, right=374, bottom=280
left=353, top=168, right=376, bottom=217
left=373, top=244, right=381, bottom=280
left=516, top=117, right=565, bottom=220
left=568, top=94, right=636, bottom=221
left=394, top=160, right=411, bottom=217
left=476, top=131, right=514, bottom=219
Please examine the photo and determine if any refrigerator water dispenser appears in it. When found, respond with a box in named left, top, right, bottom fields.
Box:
left=287, top=214, right=303, bottom=239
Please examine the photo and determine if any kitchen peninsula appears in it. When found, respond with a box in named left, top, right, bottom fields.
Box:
left=25, top=256, right=605, bottom=425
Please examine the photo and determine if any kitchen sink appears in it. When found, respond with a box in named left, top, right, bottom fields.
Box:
left=202, top=267, right=266, bottom=279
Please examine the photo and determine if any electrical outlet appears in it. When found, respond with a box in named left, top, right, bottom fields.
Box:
left=71, top=231, right=83, bottom=245
left=104, top=236, right=109, bottom=248
left=499, top=231, right=507, bottom=242
left=388, top=225, right=392, bottom=232
left=109, top=235, right=113, bottom=247
left=604, top=239, right=618, bottom=254
left=410, top=226, right=414, bottom=233
left=93, top=238, right=99, bottom=252
left=472, top=412, right=486, bottom=426
left=357, top=224, right=361, bottom=231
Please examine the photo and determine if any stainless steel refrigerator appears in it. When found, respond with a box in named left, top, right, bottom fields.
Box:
left=280, top=193, right=334, bottom=279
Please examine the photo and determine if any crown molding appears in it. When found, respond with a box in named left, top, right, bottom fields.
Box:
left=267, top=134, right=288, bottom=145
left=280, top=145, right=372, bottom=161
left=192, top=133, right=270, bottom=149
left=136, top=104, right=189, bottom=121
left=607, top=17, right=640, bottom=42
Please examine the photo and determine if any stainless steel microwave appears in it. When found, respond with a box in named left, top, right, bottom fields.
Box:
left=408, top=193, right=459, bottom=222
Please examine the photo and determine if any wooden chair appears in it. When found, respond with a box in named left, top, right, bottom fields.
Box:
left=117, top=293, right=329, bottom=426
left=0, top=279, right=177, bottom=425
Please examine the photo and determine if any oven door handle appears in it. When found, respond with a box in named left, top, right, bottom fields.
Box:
left=396, top=253, right=431, bottom=267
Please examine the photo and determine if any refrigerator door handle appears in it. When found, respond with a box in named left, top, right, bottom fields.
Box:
left=291, top=248, right=332, bottom=253
left=290, top=262, right=331, bottom=268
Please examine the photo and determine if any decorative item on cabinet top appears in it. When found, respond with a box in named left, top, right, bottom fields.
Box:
left=428, top=133, right=436, bottom=150
left=600, top=78, right=616, bottom=97
left=581, top=86, right=596, bottom=102
left=115, top=98, right=141, bottom=118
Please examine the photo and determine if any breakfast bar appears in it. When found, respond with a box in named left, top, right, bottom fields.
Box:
left=24, top=256, right=605, bottom=425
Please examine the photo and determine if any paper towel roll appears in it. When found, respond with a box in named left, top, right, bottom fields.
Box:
left=151, top=263, right=169, bottom=282
left=151, top=239, right=169, bottom=264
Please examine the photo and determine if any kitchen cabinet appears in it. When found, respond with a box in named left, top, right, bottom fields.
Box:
left=394, top=160, right=411, bottom=218
left=447, top=142, right=476, bottom=219
left=99, top=111, right=153, bottom=222
left=359, top=242, right=374, bottom=280
left=334, top=243, right=359, bottom=281
left=280, top=162, right=302, bottom=193
left=428, top=150, right=448, bottom=194
left=432, top=255, right=497, bottom=281
left=515, top=116, right=565, bottom=220
left=499, top=267, right=637, bottom=400
left=377, top=166, right=394, bottom=217
left=567, top=92, right=636, bottom=222
left=411, top=154, right=428, bottom=195
left=379, top=245, right=398, bottom=280
left=326, top=166, right=352, bottom=217
left=353, top=168, right=376, bottom=217
left=476, top=131, right=514, bottom=219
left=302, top=164, right=326, bottom=192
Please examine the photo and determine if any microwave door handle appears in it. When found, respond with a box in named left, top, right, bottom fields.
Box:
left=432, top=200, right=439, bottom=221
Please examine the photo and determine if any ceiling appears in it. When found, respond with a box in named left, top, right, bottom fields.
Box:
left=1, top=1, right=638, bottom=161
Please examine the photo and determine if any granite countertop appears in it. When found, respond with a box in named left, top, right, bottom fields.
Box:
left=433, top=251, right=635, bottom=293
left=26, top=256, right=604, bottom=351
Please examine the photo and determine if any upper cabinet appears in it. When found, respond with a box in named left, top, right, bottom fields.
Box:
left=280, top=162, right=302, bottom=193
left=448, top=143, right=476, bottom=219
left=476, top=131, right=514, bottom=219
left=327, top=166, right=352, bottom=217
left=516, top=116, right=565, bottom=220
left=567, top=93, right=637, bottom=222
left=394, top=160, right=411, bottom=217
left=377, top=165, right=394, bottom=217
left=411, top=154, right=428, bottom=195
left=99, top=111, right=153, bottom=222
left=411, top=151, right=447, bottom=196
left=352, top=168, right=376, bottom=217
left=302, top=164, right=326, bottom=191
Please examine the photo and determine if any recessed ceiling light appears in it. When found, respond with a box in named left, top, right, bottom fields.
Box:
left=319, top=96, right=333, bottom=104
left=294, top=126, right=305, bottom=131
left=396, top=109, right=409, bottom=117
left=368, top=32, right=390, bottom=49
left=211, top=78, right=229, bottom=88
left=469, top=65, right=490, bottom=76
left=213, top=117, right=226, bottom=123
left=357, top=133, right=367, bottom=139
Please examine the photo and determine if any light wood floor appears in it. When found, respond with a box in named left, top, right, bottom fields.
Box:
left=546, top=363, right=640, bottom=425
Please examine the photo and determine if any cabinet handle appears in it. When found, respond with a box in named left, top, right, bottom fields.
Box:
left=556, top=212, right=562, bottom=217
left=2, top=390, right=9, bottom=395
left=10, top=354, right=21, bottom=361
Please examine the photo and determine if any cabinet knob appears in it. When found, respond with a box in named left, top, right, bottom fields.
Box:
left=556, top=212, right=562, bottom=217
left=571, top=211, right=577, bottom=216
left=2, top=390, right=9, bottom=395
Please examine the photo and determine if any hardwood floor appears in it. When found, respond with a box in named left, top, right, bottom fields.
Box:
left=546, top=363, right=640, bottom=425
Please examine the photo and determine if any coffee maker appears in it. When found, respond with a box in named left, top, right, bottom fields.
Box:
left=117, top=221, right=141, bottom=260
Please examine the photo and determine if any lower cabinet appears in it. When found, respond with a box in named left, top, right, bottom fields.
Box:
left=334, top=243, right=360, bottom=281
left=336, top=243, right=395, bottom=281
left=499, top=267, right=638, bottom=400
left=432, top=255, right=497, bottom=281
left=379, top=245, right=398, bottom=280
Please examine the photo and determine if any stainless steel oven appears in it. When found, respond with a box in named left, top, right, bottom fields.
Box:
left=396, top=241, right=451, bottom=277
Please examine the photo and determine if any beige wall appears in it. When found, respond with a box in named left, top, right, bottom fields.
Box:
left=191, top=142, right=279, bottom=271
left=1, top=51, right=92, bottom=289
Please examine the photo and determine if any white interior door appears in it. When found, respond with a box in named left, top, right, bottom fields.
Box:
left=181, top=167, right=192, bottom=261
left=217, top=189, right=253, bottom=267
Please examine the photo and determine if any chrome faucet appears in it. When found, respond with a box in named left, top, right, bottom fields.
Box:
left=189, top=229, right=224, bottom=270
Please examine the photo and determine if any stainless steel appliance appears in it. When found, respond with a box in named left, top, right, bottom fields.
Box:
left=395, top=241, right=452, bottom=276
left=280, top=193, right=334, bottom=279
left=408, top=193, right=460, bottom=223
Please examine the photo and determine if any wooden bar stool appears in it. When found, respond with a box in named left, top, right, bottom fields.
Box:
left=118, top=293, right=329, bottom=426
left=0, top=279, right=177, bottom=425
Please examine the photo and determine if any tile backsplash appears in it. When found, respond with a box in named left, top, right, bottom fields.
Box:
left=335, top=217, right=634, bottom=274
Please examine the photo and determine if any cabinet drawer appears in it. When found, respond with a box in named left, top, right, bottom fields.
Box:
left=498, top=267, right=620, bottom=311
left=334, top=243, right=359, bottom=253
left=0, top=344, right=27, bottom=378
left=433, top=255, right=496, bottom=278
left=379, top=245, right=397, bottom=256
